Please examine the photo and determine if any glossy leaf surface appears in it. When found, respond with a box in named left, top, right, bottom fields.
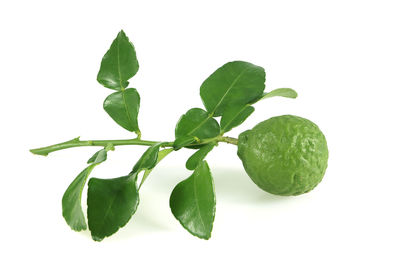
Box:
left=87, top=175, right=139, bottom=241
left=200, top=61, right=265, bottom=117
left=103, top=88, right=140, bottom=133
left=62, top=165, right=96, bottom=231
left=170, top=161, right=215, bottom=239
left=173, top=136, right=196, bottom=150
left=87, top=149, right=107, bottom=164
left=140, top=148, right=174, bottom=188
left=260, top=88, right=297, bottom=100
left=131, top=143, right=163, bottom=173
left=175, top=108, right=220, bottom=140
left=97, top=30, right=139, bottom=90
left=220, top=104, right=255, bottom=133
left=186, top=143, right=215, bottom=170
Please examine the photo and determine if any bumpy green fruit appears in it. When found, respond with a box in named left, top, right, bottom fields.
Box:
left=237, top=115, right=328, bottom=196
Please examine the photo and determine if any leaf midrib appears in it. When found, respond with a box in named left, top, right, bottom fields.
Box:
left=209, top=66, right=249, bottom=115
left=187, top=67, right=249, bottom=137
left=221, top=104, right=250, bottom=132
left=117, top=35, right=124, bottom=90
left=192, top=173, right=207, bottom=233
left=186, top=113, right=213, bottom=136
left=121, top=90, right=136, bottom=131
left=95, top=177, right=128, bottom=233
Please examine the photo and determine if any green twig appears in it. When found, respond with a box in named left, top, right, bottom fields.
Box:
left=30, top=135, right=238, bottom=156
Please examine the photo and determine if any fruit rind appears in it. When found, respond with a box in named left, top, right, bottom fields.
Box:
left=238, top=115, right=328, bottom=196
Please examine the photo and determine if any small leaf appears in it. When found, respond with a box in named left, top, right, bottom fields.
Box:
left=87, top=149, right=107, bottom=164
left=175, top=108, right=220, bottom=140
left=173, top=136, right=196, bottom=150
left=87, top=175, right=139, bottom=241
left=200, top=61, right=265, bottom=117
left=140, top=148, right=174, bottom=188
left=170, top=161, right=216, bottom=239
left=186, top=143, right=215, bottom=170
left=131, top=143, right=163, bottom=173
left=103, top=88, right=140, bottom=133
left=220, top=104, right=255, bottom=133
left=97, top=30, right=139, bottom=90
left=260, top=88, right=297, bottom=100
left=62, top=165, right=96, bottom=231
left=63, top=149, right=109, bottom=232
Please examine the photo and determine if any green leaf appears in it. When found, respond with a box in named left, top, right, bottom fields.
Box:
left=175, top=108, right=220, bottom=140
left=97, top=30, right=139, bottom=90
left=219, top=88, right=297, bottom=133
left=140, top=148, right=174, bottom=188
left=220, top=104, right=255, bottom=133
left=200, top=61, right=265, bottom=117
left=173, top=136, right=196, bottom=150
left=86, top=143, right=165, bottom=241
left=103, top=88, right=140, bottom=133
left=131, top=143, right=164, bottom=173
left=63, top=149, right=110, bottom=232
left=170, top=161, right=216, bottom=239
left=87, top=149, right=107, bottom=164
left=87, top=175, right=139, bottom=241
left=186, top=143, right=215, bottom=170
left=62, top=165, right=96, bottom=231
left=260, top=88, right=297, bottom=100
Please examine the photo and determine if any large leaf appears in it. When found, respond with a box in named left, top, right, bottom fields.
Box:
left=260, top=88, right=297, bottom=100
left=62, top=165, right=96, bottom=231
left=97, top=30, right=139, bottom=90
left=86, top=143, right=166, bottom=241
left=200, top=61, right=265, bottom=117
left=220, top=104, right=255, bottom=133
left=185, top=143, right=215, bottom=170
left=103, top=88, right=140, bottom=133
left=87, top=175, right=139, bottom=241
left=175, top=108, right=220, bottom=140
left=170, top=161, right=216, bottom=239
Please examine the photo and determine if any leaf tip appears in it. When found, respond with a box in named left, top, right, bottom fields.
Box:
left=200, top=233, right=212, bottom=240
left=62, top=208, right=88, bottom=232
left=291, top=89, right=298, bottom=98
left=185, top=162, right=195, bottom=171
left=69, top=223, right=87, bottom=232
left=91, top=235, right=104, bottom=242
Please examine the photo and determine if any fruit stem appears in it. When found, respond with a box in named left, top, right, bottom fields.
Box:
left=217, top=136, right=238, bottom=145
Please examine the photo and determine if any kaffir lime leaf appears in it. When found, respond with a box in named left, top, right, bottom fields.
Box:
left=237, top=115, right=328, bottom=196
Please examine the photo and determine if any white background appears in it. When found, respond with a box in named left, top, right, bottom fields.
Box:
left=1, top=0, right=399, bottom=266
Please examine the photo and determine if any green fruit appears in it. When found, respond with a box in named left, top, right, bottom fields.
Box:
left=237, top=115, right=328, bottom=196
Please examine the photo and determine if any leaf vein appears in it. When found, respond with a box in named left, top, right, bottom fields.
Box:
left=193, top=174, right=206, bottom=232
left=186, top=113, right=213, bottom=137
left=221, top=104, right=249, bottom=132
left=117, top=35, right=123, bottom=90
left=122, top=91, right=136, bottom=131
left=210, top=67, right=249, bottom=115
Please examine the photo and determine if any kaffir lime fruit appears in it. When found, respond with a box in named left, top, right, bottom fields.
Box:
left=237, top=115, right=328, bottom=196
